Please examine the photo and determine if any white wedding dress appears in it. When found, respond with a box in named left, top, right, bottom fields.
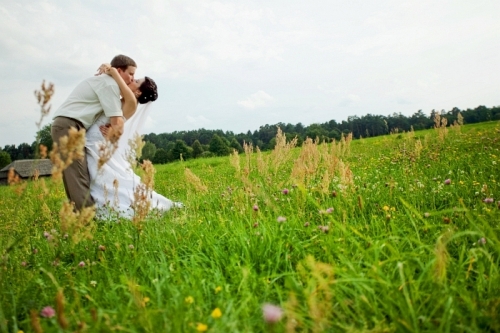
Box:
left=85, top=103, right=179, bottom=219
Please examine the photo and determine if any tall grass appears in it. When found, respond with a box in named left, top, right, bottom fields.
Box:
left=1, top=121, right=499, bottom=332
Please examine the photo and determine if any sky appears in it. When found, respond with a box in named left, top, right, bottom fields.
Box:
left=1, top=0, right=499, bottom=146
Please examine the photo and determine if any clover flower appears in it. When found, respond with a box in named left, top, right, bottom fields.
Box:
left=483, top=198, right=494, bottom=203
left=40, top=306, right=55, bottom=318
left=282, top=188, right=289, bottom=195
left=318, top=225, right=329, bottom=233
left=444, top=179, right=451, bottom=185
left=253, top=204, right=259, bottom=211
left=78, top=261, right=85, bottom=267
left=262, top=303, right=283, bottom=324
left=277, top=216, right=286, bottom=223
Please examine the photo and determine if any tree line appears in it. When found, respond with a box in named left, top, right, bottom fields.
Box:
left=1, top=105, right=499, bottom=168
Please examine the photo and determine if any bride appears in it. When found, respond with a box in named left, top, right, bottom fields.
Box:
left=86, top=64, right=180, bottom=219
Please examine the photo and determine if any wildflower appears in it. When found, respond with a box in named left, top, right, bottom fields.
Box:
left=382, top=205, right=390, bottom=211
left=483, top=198, right=494, bottom=204
left=43, top=231, right=50, bottom=238
left=128, top=244, right=134, bottom=250
left=253, top=204, right=259, bottom=211
left=478, top=237, right=487, bottom=245
left=215, top=286, right=222, bottom=294
left=331, top=190, right=337, bottom=197
left=304, top=222, right=310, bottom=227
left=424, top=212, right=430, bottom=218
left=262, top=303, right=283, bottom=324
left=277, top=216, right=286, bottom=223
left=78, top=261, right=85, bottom=267
left=444, top=179, right=451, bottom=185
left=253, top=222, right=259, bottom=228
left=90, top=281, right=97, bottom=287
left=318, top=226, right=329, bottom=233
left=33, top=249, right=38, bottom=254
left=185, top=296, right=194, bottom=304
left=282, top=188, right=289, bottom=195
left=211, top=307, right=222, bottom=319
left=326, top=207, right=334, bottom=214
left=98, top=245, right=106, bottom=251
left=21, top=261, right=27, bottom=267
left=196, top=323, right=208, bottom=332
left=143, top=297, right=150, bottom=304
left=40, top=306, right=55, bottom=318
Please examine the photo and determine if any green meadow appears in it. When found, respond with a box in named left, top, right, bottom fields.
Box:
left=1, top=122, right=499, bottom=332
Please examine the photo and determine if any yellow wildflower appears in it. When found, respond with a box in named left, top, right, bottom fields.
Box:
left=196, top=323, right=208, bottom=332
left=215, top=286, right=222, bottom=294
left=143, top=297, right=150, bottom=304
left=211, top=307, right=222, bottom=319
left=185, top=296, right=194, bottom=304
left=382, top=205, right=390, bottom=211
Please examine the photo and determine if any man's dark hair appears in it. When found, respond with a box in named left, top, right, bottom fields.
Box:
left=138, top=77, right=158, bottom=104
left=110, top=55, right=137, bottom=70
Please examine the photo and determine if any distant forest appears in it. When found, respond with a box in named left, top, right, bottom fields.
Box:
left=1, top=105, right=499, bottom=168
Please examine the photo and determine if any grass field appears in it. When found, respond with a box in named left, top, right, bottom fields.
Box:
left=1, top=121, right=499, bottom=332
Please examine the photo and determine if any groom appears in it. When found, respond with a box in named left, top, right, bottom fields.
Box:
left=51, top=54, right=137, bottom=211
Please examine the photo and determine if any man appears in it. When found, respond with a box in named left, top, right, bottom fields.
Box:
left=51, top=54, right=136, bottom=211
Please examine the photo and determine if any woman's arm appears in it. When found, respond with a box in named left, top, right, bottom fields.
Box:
left=97, top=63, right=138, bottom=120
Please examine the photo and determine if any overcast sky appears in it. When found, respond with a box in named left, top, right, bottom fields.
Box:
left=1, top=0, right=499, bottom=146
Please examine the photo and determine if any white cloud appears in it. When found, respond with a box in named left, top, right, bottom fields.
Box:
left=338, top=94, right=360, bottom=107
left=1, top=0, right=500, bottom=145
left=186, top=115, right=211, bottom=126
left=237, top=90, right=274, bottom=109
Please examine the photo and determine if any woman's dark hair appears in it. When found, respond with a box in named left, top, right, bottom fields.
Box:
left=138, top=77, right=158, bottom=104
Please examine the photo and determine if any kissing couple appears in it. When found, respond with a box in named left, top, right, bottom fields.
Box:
left=51, top=54, right=181, bottom=219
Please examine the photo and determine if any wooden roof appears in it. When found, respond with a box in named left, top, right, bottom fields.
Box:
left=0, top=159, right=53, bottom=179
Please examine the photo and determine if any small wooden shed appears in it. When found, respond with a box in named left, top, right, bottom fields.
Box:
left=0, top=159, right=53, bottom=185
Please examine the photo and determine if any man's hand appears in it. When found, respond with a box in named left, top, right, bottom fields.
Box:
left=99, top=123, right=111, bottom=137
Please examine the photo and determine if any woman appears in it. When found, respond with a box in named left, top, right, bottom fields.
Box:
left=85, top=64, right=180, bottom=219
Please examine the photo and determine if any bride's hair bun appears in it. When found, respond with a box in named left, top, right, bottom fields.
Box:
left=138, top=77, right=158, bottom=104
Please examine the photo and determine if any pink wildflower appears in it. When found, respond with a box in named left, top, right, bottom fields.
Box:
left=78, top=261, right=85, bottom=267
left=262, top=303, right=283, bottom=324
left=40, top=306, right=55, bottom=318
left=318, top=226, right=329, bottom=233
left=478, top=237, right=487, bottom=245
left=277, top=216, right=286, bottom=223
left=21, top=261, right=27, bottom=267
left=483, top=198, right=494, bottom=204
left=282, top=188, right=289, bottom=195
left=444, top=179, right=451, bottom=185
left=253, top=205, right=259, bottom=211
left=326, top=207, right=334, bottom=214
